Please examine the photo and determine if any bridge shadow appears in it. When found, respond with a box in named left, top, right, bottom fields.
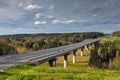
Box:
left=12, top=63, right=35, bottom=70
left=0, top=71, right=11, bottom=78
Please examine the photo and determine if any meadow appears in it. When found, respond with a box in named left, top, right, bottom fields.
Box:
left=0, top=49, right=120, bottom=80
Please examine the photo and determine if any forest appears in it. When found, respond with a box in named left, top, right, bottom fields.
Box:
left=89, top=31, right=120, bottom=69
left=1, top=31, right=120, bottom=80
left=0, top=32, right=104, bottom=56
left=1, top=31, right=120, bottom=70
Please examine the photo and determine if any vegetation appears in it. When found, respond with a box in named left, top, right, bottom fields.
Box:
left=113, top=31, right=120, bottom=37
left=1, top=50, right=120, bottom=80
left=0, top=39, right=17, bottom=55
left=0, top=32, right=104, bottom=55
left=89, top=31, right=120, bottom=69
left=0, top=31, right=120, bottom=80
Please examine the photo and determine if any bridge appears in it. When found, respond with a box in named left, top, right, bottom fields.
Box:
left=0, top=37, right=103, bottom=70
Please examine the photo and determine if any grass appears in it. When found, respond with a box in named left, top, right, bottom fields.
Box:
left=0, top=49, right=120, bottom=80
left=101, top=36, right=120, bottom=43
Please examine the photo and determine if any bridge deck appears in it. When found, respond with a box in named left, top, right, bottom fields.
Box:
left=0, top=38, right=101, bottom=70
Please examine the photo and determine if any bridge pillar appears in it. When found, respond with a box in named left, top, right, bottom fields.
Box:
left=73, top=50, right=77, bottom=64
left=48, top=58, right=57, bottom=67
left=80, top=48, right=84, bottom=56
left=90, top=43, right=95, bottom=49
left=85, top=45, right=88, bottom=50
left=53, top=60, right=56, bottom=67
left=94, top=41, right=99, bottom=46
left=89, top=44, right=92, bottom=50
left=64, top=54, right=68, bottom=68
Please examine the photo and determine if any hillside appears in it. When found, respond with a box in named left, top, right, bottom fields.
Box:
left=0, top=32, right=104, bottom=55
left=0, top=46, right=120, bottom=80
left=0, top=31, right=120, bottom=80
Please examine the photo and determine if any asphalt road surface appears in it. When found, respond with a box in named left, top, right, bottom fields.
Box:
left=0, top=37, right=102, bottom=70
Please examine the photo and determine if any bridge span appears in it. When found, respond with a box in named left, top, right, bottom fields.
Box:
left=0, top=37, right=103, bottom=70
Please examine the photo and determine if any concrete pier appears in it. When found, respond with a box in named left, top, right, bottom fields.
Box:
left=73, top=50, right=77, bottom=64
left=53, top=60, right=56, bottom=67
left=64, top=54, right=68, bottom=68
left=85, top=45, right=88, bottom=50
left=48, top=58, right=57, bottom=67
left=80, top=48, right=84, bottom=56
left=89, top=44, right=92, bottom=50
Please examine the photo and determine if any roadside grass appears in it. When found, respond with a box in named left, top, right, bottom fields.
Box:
left=101, top=36, right=120, bottom=43
left=0, top=49, right=120, bottom=80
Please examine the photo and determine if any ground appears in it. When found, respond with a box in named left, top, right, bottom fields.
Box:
left=0, top=49, right=120, bottom=80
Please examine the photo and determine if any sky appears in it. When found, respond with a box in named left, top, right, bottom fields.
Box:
left=0, top=0, right=120, bottom=35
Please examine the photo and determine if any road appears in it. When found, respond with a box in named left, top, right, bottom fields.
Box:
left=0, top=37, right=102, bottom=70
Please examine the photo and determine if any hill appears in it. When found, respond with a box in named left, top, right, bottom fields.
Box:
left=0, top=32, right=104, bottom=55
left=0, top=31, right=120, bottom=80
left=0, top=49, right=120, bottom=80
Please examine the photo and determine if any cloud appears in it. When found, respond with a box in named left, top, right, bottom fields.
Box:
left=117, top=24, right=120, bottom=26
left=18, top=2, right=24, bottom=7
left=34, top=21, right=47, bottom=25
left=0, top=7, right=26, bottom=23
left=25, top=4, right=42, bottom=10
left=52, top=19, right=87, bottom=24
left=46, top=15, right=54, bottom=19
left=52, top=19, right=61, bottom=24
left=48, top=5, right=55, bottom=10
left=35, top=13, right=44, bottom=19
left=92, top=14, right=97, bottom=17
left=0, top=0, right=120, bottom=35
left=35, top=13, right=55, bottom=20
left=78, top=20, right=87, bottom=23
left=0, top=0, right=34, bottom=23
left=65, top=20, right=76, bottom=24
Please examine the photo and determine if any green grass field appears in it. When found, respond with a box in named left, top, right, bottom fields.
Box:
left=0, top=49, right=120, bottom=80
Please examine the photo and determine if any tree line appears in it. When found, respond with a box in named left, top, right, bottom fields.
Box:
left=89, top=31, right=120, bottom=69
left=0, top=32, right=104, bottom=55
left=113, top=31, right=120, bottom=37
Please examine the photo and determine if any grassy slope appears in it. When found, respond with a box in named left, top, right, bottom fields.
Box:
left=101, top=36, right=119, bottom=43
left=0, top=48, right=120, bottom=80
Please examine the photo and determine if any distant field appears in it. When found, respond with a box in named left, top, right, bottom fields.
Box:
left=0, top=49, right=120, bottom=80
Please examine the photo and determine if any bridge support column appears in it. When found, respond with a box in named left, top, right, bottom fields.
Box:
left=53, top=60, right=56, bottom=67
left=73, top=50, right=77, bottom=64
left=48, top=58, right=57, bottom=67
left=89, top=44, right=92, bottom=50
left=85, top=45, right=88, bottom=50
left=64, top=54, right=68, bottom=68
left=94, top=41, right=99, bottom=46
left=80, top=48, right=84, bottom=56
left=92, top=43, right=95, bottom=48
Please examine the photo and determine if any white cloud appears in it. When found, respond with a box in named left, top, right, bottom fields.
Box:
left=52, top=19, right=76, bottom=24
left=25, top=4, right=42, bottom=10
left=48, top=5, right=55, bottom=10
left=65, top=20, right=76, bottom=24
left=117, top=24, right=120, bottom=26
left=34, top=21, right=47, bottom=25
left=78, top=20, right=87, bottom=23
left=0, top=0, right=35, bottom=23
left=0, top=8, right=26, bottom=23
left=35, top=13, right=55, bottom=19
left=47, top=15, right=54, bottom=19
left=52, top=19, right=87, bottom=24
left=18, top=2, right=24, bottom=7
left=35, top=13, right=44, bottom=19
left=52, top=19, right=61, bottom=24
left=92, top=14, right=97, bottom=17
